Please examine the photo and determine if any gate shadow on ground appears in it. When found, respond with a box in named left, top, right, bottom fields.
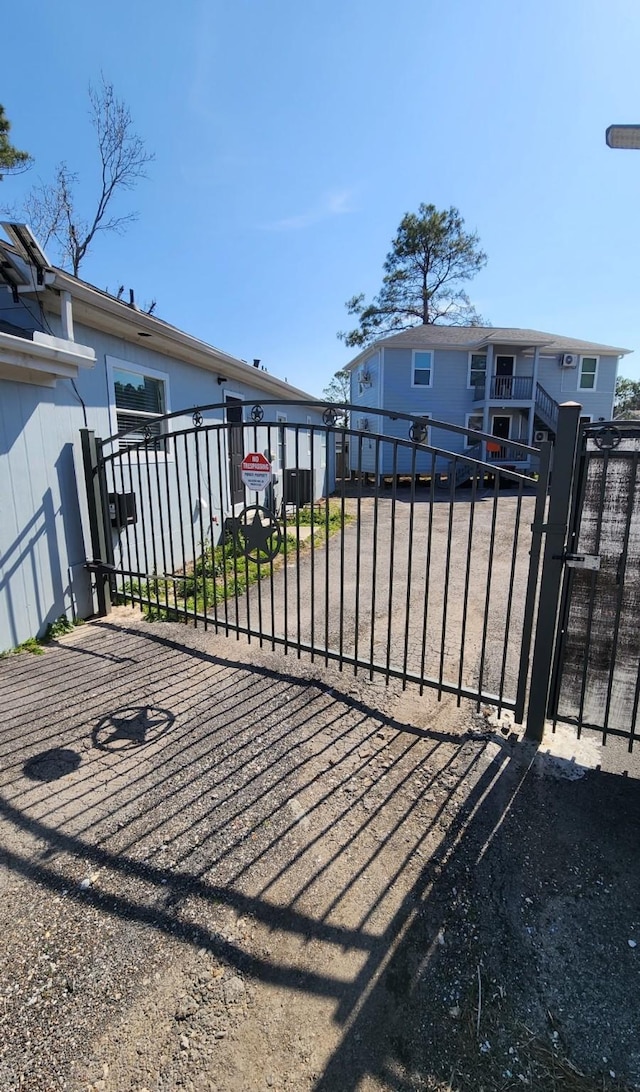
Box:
left=0, top=620, right=639, bottom=1090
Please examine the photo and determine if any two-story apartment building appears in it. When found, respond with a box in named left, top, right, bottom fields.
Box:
left=344, top=325, right=631, bottom=479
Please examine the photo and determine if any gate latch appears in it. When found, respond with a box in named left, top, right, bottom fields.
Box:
left=555, top=552, right=601, bottom=571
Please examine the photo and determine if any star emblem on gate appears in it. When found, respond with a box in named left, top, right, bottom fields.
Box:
left=233, top=505, right=283, bottom=563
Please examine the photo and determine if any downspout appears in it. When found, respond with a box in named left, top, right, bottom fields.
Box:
left=60, top=290, right=74, bottom=341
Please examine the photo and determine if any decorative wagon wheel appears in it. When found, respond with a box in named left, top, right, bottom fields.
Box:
left=593, top=425, right=621, bottom=450
left=409, top=421, right=428, bottom=444
left=250, top=404, right=264, bottom=422
left=323, top=406, right=338, bottom=426
left=192, top=410, right=204, bottom=427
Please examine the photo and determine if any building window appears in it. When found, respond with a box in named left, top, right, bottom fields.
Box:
left=468, top=353, right=487, bottom=390
left=465, top=412, right=484, bottom=437
left=108, top=358, right=169, bottom=450
left=579, top=357, right=598, bottom=390
left=412, top=351, right=433, bottom=387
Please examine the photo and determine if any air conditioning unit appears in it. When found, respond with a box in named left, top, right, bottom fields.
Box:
left=356, top=417, right=370, bottom=431
left=534, top=430, right=548, bottom=443
left=560, top=353, right=577, bottom=368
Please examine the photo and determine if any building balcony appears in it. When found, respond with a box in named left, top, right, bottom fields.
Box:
left=486, top=441, right=529, bottom=463
left=474, top=376, right=534, bottom=401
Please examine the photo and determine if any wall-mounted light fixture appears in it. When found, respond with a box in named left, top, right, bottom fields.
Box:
left=217, top=376, right=227, bottom=385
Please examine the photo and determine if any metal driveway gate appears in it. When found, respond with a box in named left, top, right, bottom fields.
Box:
left=82, top=400, right=549, bottom=721
left=548, top=420, right=640, bottom=749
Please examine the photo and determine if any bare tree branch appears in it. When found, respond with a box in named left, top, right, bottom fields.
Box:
left=5, top=77, right=153, bottom=275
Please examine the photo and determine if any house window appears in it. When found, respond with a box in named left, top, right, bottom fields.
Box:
left=579, top=356, right=598, bottom=390
left=109, top=359, right=169, bottom=450
left=465, top=412, right=484, bottom=437
left=468, top=353, right=487, bottom=390
left=412, top=351, right=433, bottom=387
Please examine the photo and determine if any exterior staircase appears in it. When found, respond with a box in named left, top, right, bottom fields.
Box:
left=446, top=440, right=482, bottom=489
left=534, top=382, right=560, bottom=432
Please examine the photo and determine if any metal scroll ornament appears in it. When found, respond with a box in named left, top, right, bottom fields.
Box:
left=409, top=420, right=428, bottom=444
left=233, top=505, right=282, bottom=563
left=192, top=410, right=204, bottom=428
left=594, top=425, right=621, bottom=450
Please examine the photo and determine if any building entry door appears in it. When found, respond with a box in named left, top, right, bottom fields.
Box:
left=226, top=396, right=244, bottom=505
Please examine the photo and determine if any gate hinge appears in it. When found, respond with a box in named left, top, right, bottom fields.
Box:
left=85, top=560, right=117, bottom=574
left=552, top=552, right=601, bottom=571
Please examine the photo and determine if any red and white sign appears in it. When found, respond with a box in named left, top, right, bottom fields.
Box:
left=241, top=452, right=272, bottom=492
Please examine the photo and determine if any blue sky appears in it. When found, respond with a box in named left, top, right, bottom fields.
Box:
left=3, top=0, right=640, bottom=392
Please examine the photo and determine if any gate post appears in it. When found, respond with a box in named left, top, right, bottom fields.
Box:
left=80, top=429, right=112, bottom=617
left=525, top=402, right=581, bottom=741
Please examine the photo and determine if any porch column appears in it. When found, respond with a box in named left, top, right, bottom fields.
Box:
left=527, top=345, right=540, bottom=447
left=481, top=344, right=494, bottom=460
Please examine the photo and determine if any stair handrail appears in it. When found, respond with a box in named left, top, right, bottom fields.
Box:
left=535, top=382, right=559, bottom=428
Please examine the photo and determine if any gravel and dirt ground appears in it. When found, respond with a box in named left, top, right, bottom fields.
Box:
left=1, top=609, right=639, bottom=1092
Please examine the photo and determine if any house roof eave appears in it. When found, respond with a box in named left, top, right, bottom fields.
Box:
left=50, top=270, right=315, bottom=401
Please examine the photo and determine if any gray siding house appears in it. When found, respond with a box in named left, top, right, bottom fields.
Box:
left=0, top=225, right=330, bottom=652
left=344, top=326, right=631, bottom=477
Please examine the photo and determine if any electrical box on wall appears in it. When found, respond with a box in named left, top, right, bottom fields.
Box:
left=109, top=492, right=137, bottom=529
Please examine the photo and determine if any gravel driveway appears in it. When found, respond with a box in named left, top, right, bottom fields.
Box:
left=1, top=611, right=640, bottom=1092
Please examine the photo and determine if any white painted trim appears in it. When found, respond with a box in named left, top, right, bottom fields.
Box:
left=467, top=350, right=488, bottom=390
left=378, top=348, right=384, bottom=410
left=276, top=413, right=288, bottom=472
left=0, top=328, right=95, bottom=387
left=578, top=355, right=599, bottom=391
left=106, top=354, right=171, bottom=460
left=410, top=349, right=433, bottom=389
left=224, top=390, right=244, bottom=413
left=465, top=411, right=484, bottom=433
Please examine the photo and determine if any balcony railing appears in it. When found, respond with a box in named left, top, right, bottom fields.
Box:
left=474, top=375, right=534, bottom=401
left=534, top=382, right=559, bottom=430
left=486, top=441, right=529, bottom=462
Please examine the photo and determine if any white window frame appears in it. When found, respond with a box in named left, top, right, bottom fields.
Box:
left=467, top=352, right=488, bottom=390
left=107, top=355, right=171, bottom=459
left=276, top=413, right=287, bottom=471
left=306, top=415, right=312, bottom=458
left=411, top=350, right=433, bottom=389
left=465, top=412, right=484, bottom=436
left=579, top=356, right=599, bottom=391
